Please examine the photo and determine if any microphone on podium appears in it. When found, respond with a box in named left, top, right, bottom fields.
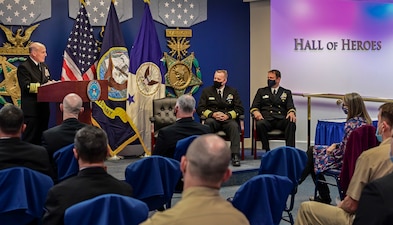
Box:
left=336, top=99, right=343, bottom=106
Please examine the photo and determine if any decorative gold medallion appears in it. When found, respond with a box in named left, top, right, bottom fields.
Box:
left=164, top=28, right=203, bottom=97
left=167, top=62, right=192, bottom=90
left=164, top=52, right=202, bottom=97
left=136, top=62, right=162, bottom=96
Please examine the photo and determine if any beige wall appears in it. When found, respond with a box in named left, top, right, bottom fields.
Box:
left=246, top=1, right=274, bottom=148
left=247, top=1, right=380, bottom=151
left=250, top=1, right=271, bottom=95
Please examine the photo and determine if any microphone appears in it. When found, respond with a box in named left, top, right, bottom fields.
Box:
left=336, top=99, right=343, bottom=106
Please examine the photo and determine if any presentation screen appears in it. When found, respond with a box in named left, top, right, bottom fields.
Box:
left=271, top=0, right=393, bottom=99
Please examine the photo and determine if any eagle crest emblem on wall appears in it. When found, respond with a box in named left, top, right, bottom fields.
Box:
left=0, top=24, right=39, bottom=55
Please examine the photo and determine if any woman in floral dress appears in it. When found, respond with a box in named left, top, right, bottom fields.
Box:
left=300, top=92, right=372, bottom=204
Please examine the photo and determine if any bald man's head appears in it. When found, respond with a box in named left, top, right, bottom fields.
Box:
left=185, top=134, right=231, bottom=183
left=29, top=42, right=47, bottom=63
left=61, top=93, right=83, bottom=118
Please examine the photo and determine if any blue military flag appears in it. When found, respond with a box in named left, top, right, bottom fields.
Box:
left=92, top=0, right=146, bottom=156
left=126, top=1, right=166, bottom=154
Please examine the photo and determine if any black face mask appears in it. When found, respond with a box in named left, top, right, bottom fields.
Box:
left=267, top=79, right=276, bottom=88
left=213, top=81, right=222, bottom=89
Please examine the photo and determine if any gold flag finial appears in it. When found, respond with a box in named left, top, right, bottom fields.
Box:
left=144, top=0, right=150, bottom=4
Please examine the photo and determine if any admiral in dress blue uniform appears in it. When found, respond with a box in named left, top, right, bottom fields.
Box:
left=17, top=42, right=53, bottom=145
left=250, top=69, right=296, bottom=151
left=197, top=70, right=244, bottom=166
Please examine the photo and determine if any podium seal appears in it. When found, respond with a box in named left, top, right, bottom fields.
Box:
left=87, top=80, right=101, bottom=101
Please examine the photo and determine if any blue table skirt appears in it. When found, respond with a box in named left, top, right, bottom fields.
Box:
left=315, top=119, right=378, bottom=146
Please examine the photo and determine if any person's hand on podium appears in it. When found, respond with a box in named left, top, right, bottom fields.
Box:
left=42, top=80, right=59, bottom=86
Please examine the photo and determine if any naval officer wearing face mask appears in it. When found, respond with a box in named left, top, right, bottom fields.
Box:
left=197, top=70, right=244, bottom=167
left=250, top=69, right=296, bottom=152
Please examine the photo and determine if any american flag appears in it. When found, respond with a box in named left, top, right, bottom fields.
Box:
left=61, top=2, right=99, bottom=81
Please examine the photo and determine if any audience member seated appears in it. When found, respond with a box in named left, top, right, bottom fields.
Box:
left=42, top=93, right=86, bottom=175
left=0, top=104, right=54, bottom=178
left=300, top=92, right=372, bottom=204
left=140, top=134, right=249, bottom=225
left=42, top=126, right=133, bottom=225
left=153, top=94, right=210, bottom=158
left=295, top=102, right=393, bottom=225
left=250, top=69, right=296, bottom=151
left=197, top=69, right=244, bottom=167
left=353, top=166, right=393, bottom=224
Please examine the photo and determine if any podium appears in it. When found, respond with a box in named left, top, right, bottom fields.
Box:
left=37, top=80, right=108, bottom=124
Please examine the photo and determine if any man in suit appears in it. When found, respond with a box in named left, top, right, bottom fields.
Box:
left=197, top=70, right=244, bottom=166
left=42, top=125, right=133, bottom=225
left=295, top=102, right=393, bottom=225
left=153, top=94, right=211, bottom=158
left=0, top=104, right=54, bottom=178
left=141, top=134, right=249, bottom=225
left=250, top=69, right=296, bottom=151
left=42, top=93, right=86, bottom=163
left=17, top=42, right=55, bottom=145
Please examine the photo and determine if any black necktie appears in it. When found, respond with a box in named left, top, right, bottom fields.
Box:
left=218, top=90, right=222, bottom=98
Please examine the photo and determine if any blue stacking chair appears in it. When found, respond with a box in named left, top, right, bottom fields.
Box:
left=231, top=174, right=293, bottom=225
left=64, top=193, right=148, bottom=225
left=258, top=146, right=307, bottom=224
left=173, top=135, right=200, bottom=161
left=0, top=167, right=54, bottom=225
left=125, top=155, right=182, bottom=211
left=53, top=144, right=79, bottom=182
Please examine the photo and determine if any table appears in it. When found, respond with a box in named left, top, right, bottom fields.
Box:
left=315, top=118, right=378, bottom=145
left=293, top=92, right=393, bottom=147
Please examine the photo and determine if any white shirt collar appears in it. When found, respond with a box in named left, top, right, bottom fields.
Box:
left=30, top=57, right=39, bottom=66
left=271, top=87, right=279, bottom=93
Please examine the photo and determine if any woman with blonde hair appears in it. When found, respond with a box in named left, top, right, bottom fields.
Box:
left=300, top=92, right=372, bottom=204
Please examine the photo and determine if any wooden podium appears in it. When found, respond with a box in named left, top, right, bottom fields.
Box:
left=37, top=80, right=108, bottom=124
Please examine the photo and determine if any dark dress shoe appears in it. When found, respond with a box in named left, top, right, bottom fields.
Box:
left=309, top=195, right=331, bottom=204
left=232, top=154, right=241, bottom=167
